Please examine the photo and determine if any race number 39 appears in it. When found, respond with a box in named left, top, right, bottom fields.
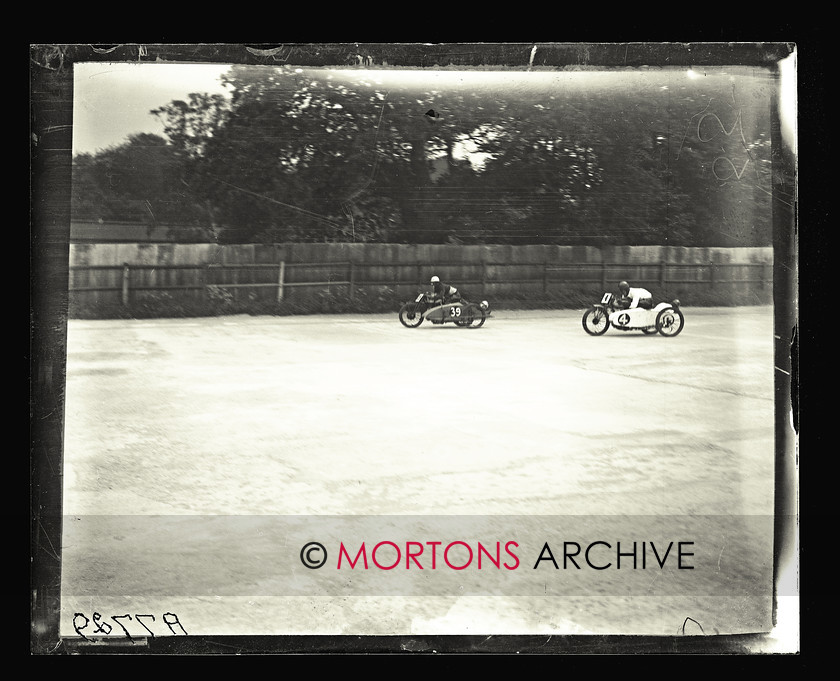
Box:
left=449, top=307, right=462, bottom=317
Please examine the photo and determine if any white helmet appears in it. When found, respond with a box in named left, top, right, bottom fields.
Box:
left=430, top=276, right=440, bottom=283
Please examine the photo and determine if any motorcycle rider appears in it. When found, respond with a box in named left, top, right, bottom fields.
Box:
left=616, top=280, right=653, bottom=310
left=430, top=275, right=461, bottom=305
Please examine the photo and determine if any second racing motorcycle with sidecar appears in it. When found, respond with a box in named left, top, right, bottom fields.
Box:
left=398, top=291, right=491, bottom=329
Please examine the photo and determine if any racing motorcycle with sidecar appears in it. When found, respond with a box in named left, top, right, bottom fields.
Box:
left=398, top=291, right=490, bottom=329
left=581, top=292, right=684, bottom=337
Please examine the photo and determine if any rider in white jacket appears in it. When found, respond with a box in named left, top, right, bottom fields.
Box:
left=617, top=281, right=652, bottom=309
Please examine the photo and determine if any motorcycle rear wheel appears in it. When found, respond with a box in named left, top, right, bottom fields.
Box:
left=463, top=304, right=486, bottom=328
left=656, top=307, right=685, bottom=337
left=398, top=303, right=424, bottom=328
left=582, top=307, right=610, bottom=335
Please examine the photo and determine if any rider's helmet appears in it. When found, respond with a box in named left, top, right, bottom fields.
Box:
left=618, top=281, right=630, bottom=296
left=430, top=276, right=440, bottom=284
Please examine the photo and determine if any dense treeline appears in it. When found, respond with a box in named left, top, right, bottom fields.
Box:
left=71, top=65, right=775, bottom=247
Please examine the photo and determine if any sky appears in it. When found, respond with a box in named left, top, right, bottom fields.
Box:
left=72, top=62, right=232, bottom=155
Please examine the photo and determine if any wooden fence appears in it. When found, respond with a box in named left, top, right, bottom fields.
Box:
left=68, top=258, right=772, bottom=309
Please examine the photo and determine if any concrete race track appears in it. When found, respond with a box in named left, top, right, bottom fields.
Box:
left=59, top=306, right=785, bottom=641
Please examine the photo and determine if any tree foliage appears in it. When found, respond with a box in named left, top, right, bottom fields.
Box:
left=72, top=66, right=774, bottom=246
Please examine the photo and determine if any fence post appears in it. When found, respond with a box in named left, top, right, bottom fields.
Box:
left=121, top=263, right=130, bottom=306
left=349, top=262, right=356, bottom=301
left=601, top=262, right=607, bottom=291
left=233, top=261, right=240, bottom=304
left=277, top=260, right=285, bottom=302
left=660, top=260, right=666, bottom=289
left=709, top=261, right=716, bottom=290
left=543, top=260, right=549, bottom=294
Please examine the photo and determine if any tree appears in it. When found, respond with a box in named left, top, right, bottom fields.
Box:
left=72, top=133, right=209, bottom=231
left=74, top=65, right=775, bottom=247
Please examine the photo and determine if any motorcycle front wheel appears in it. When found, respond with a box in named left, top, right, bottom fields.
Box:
left=398, top=303, right=424, bottom=328
left=656, top=307, right=685, bottom=337
left=582, top=307, right=610, bottom=336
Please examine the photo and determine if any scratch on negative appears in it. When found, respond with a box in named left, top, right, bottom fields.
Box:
left=681, top=617, right=705, bottom=635
left=90, top=45, right=123, bottom=54
left=37, top=520, right=61, bottom=561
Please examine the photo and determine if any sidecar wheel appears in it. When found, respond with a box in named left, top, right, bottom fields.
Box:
left=582, top=307, right=610, bottom=336
left=462, top=304, right=486, bottom=328
left=399, top=303, right=424, bottom=328
left=656, top=307, right=685, bottom=337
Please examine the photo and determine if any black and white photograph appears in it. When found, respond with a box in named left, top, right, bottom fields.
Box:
left=30, top=43, right=799, bottom=655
